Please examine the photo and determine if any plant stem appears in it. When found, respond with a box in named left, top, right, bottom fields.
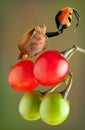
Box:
left=46, top=72, right=73, bottom=95
left=61, top=45, right=85, bottom=60
left=61, top=72, right=73, bottom=99
left=46, top=81, right=64, bottom=94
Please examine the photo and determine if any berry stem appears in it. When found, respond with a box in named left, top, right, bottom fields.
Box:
left=46, top=72, right=73, bottom=95
left=61, top=72, right=73, bottom=99
left=61, top=45, right=85, bottom=60
left=46, top=81, right=64, bottom=94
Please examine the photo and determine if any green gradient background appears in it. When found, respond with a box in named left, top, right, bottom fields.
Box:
left=0, top=0, right=85, bottom=130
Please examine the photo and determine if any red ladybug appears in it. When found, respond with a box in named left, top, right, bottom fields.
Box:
left=46, top=7, right=80, bottom=37
left=55, top=7, right=80, bottom=32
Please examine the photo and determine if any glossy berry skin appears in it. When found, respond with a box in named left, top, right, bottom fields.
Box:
left=8, top=60, right=39, bottom=92
left=19, top=91, right=42, bottom=121
left=40, top=92, right=70, bottom=125
left=34, top=50, right=69, bottom=86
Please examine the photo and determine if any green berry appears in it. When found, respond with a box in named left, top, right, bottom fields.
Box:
left=19, top=91, right=42, bottom=121
left=40, top=92, right=70, bottom=125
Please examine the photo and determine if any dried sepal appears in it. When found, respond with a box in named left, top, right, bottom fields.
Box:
left=17, top=24, right=48, bottom=60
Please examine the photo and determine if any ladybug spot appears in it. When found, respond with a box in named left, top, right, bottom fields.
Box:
left=68, top=17, right=71, bottom=23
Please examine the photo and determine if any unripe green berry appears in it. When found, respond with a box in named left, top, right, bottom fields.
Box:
left=19, top=91, right=42, bottom=121
left=40, top=92, right=70, bottom=125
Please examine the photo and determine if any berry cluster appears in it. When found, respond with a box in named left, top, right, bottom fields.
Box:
left=8, top=7, right=85, bottom=126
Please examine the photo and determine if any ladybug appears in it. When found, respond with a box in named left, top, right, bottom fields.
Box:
left=46, top=7, right=80, bottom=37
left=55, top=7, right=80, bottom=32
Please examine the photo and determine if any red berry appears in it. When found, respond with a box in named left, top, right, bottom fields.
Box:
left=8, top=60, right=39, bottom=92
left=34, top=50, right=70, bottom=86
